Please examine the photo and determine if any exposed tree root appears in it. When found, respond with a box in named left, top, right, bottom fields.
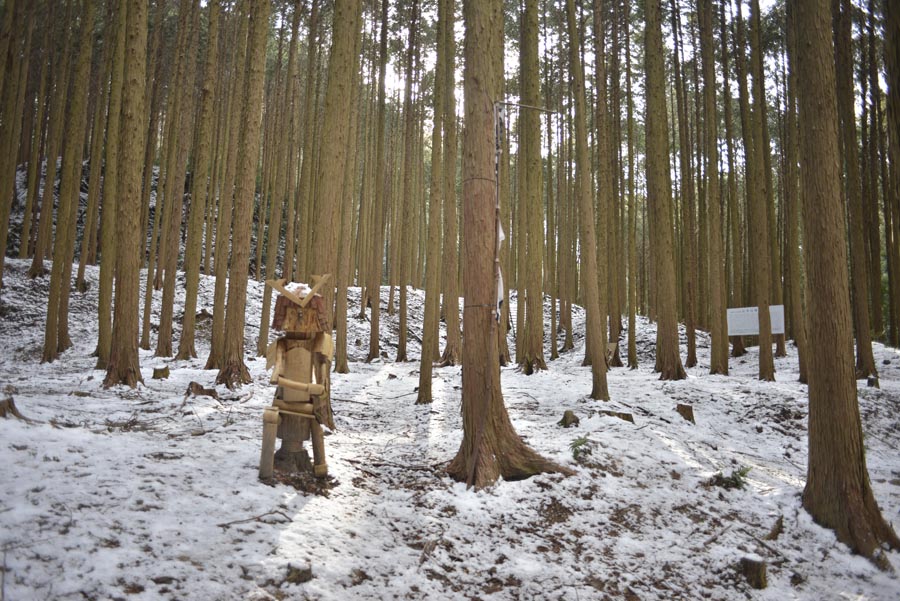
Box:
left=216, top=361, right=251, bottom=390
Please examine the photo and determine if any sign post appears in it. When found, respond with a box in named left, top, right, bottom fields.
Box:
left=726, top=305, right=785, bottom=336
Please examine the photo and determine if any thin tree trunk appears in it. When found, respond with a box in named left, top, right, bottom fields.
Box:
left=178, top=0, right=221, bottom=360
left=701, top=0, right=727, bottom=375
left=565, top=0, right=609, bottom=398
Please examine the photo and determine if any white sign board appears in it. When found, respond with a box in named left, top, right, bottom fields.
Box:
left=727, top=305, right=785, bottom=336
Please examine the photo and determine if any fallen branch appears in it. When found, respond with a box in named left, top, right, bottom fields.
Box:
left=216, top=510, right=292, bottom=530
left=703, top=524, right=732, bottom=547
left=332, top=397, right=368, bottom=405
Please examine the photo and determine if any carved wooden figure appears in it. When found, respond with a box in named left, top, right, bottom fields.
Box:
left=259, top=275, right=334, bottom=480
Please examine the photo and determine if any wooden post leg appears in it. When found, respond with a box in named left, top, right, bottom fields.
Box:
left=310, top=420, right=327, bottom=478
left=259, top=407, right=280, bottom=479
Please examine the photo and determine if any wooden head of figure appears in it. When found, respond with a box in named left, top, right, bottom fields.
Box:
left=267, top=276, right=332, bottom=336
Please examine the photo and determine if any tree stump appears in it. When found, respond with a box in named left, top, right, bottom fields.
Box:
left=0, top=397, right=28, bottom=421
left=676, top=403, right=695, bottom=424
left=152, top=366, right=170, bottom=380
left=558, top=410, right=580, bottom=428
left=740, top=556, right=767, bottom=589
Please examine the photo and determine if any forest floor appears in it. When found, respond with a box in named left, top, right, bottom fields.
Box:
left=1, top=257, right=900, bottom=600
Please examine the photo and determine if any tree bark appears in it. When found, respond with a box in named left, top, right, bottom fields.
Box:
left=448, top=0, right=568, bottom=489
left=646, top=0, right=685, bottom=381
left=216, top=0, right=270, bottom=388
left=105, top=0, right=148, bottom=389
left=796, top=0, right=899, bottom=564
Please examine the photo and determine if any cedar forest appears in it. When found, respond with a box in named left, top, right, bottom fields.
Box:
left=1, top=0, right=900, bottom=597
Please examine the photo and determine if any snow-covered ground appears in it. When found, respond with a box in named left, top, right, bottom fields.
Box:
left=1, top=257, right=899, bottom=600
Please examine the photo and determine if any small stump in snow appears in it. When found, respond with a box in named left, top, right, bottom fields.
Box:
left=676, top=403, right=695, bottom=424
left=152, top=366, right=170, bottom=380
left=740, top=556, right=767, bottom=589
left=558, top=410, right=580, bottom=428
left=0, top=397, right=29, bottom=421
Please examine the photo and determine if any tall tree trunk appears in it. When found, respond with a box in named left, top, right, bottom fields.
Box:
left=105, top=0, right=149, bottom=389
left=439, top=1, right=462, bottom=367
left=156, top=0, right=199, bottom=358
left=94, top=0, right=128, bottom=369
left=701, top=0, right=727, bottom=375
left=625, top=2, right=637, bottom=369
left=0, top=1, right=31, bottom=284
left=720, top=0, right=745, bottom=357
left=42, top=0, right=96, bottom=362
left=395, top=0, right=419, bottom=363
left=178, top=0, right=221, bottom=360
left=366, top=0, right=389, bottom=363
left=669, top=0, right=697, bottom=369
left=518, top=0, right=546, bottom=374
left=796, top=0, right=899, bottom=564
left=784, top=0, right=809, bottom=383
left=565, top=0, right=609, bottom=398
left=310, top=0, right=362, bottom=332
left=334, top=10, right=364, bottom=374
left=30, top=3, right=78, bottom=279
left=745, top=0, right=775, bottom=380
left=417, top=0, right=447, bottom=404
left=646, top=0, right=685, bottom=381
left=447, top=0, right=567, bottom=489
left=216, top=0, right=271, bottom=388
left=833, top=0, right=878, bottom=380
left=884, top=0, right=900, bottom=348
left=205, top=1, right=250, bottom=370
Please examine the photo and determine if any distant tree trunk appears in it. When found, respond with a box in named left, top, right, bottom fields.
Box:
left=417, top=0, right=447, bottom=404
left=28, top=11, right=72, bottom=278
left=796, top=0, right=900, bottom=563
left=518, top=0, right=546, bottom=374
left=205, top=1, right=249, bottom=370
left=76, top=12, right=113, bottom=293
left=395, top=0, right=419, bottom=363
left=440, top=0, right=462, bottom=367
left=448, top=0, right=567, bottom=489
left=94, top=0, right=128, bottom=369
left=105, top=0, right=149, bottom=388
left=784, top=1, right=808, bottom=383
left=19, top=19, right=51, bottom=260
left=564, top=0, right=609, bottom=398
left=646, top=0, right=685, bottom=381
left=178, top=0, right=221, bottom=361
left=720, top=0, right=745, bottom=357
left=42, top=0, right=95, bottom=362
left=701, top=0, right=727, bottom=375
left=745, top=0, right=775, bottom=381
left=310, top=0, right=362, bottom=332
left=0, top=0, right=15, bottom=105
left=669, top=0, right=697, bottom=369
left=885, top=0, right=900, bottom=348
left=216, top=0, right=270, bottom=388
left=546, top=83, right=558, bottom=362
left=625, top=3, right=637, bottom=369
left=833, top=0, right=877, bottom=380
left=591, top=0, right=613, bottom=372
left=366, top=0, right=389, bottom=363
left=0, top=2, right=30, bottom=285
left=156, top=0, right=199, bottom=358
